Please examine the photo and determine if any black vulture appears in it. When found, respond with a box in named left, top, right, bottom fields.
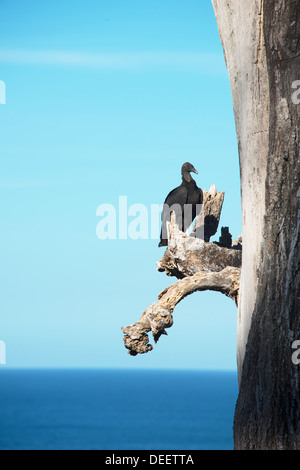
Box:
left=159, top=162, right=203, bottom=247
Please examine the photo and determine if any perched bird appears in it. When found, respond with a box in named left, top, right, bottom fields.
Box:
left=159, top=162, right=203, bottom=247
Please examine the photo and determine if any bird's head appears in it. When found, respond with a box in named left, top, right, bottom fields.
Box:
left=181, top=162, right=198, bottom=176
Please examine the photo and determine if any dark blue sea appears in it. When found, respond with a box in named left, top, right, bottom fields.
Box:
left=0, top=369, right=238, bottom=450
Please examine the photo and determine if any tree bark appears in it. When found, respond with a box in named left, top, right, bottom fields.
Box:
left=212, top=0, right=300, bottom=449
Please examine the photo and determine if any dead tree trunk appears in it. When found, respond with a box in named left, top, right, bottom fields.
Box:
left=212, top=0, right=300, bottom=449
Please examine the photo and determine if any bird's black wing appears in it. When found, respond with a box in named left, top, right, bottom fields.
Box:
left=159, top=185, right=188, bottom=246
left=164, top=185, right=188, bottom=208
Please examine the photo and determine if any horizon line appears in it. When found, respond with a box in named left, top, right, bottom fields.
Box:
left=0, top=365, right=237, bottom=372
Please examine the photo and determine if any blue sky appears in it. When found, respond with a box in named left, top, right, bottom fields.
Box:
left=0, top=1, right=241, bottom=370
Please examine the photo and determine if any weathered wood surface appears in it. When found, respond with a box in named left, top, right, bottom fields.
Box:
left=213, top=0, right=300, bottom=450
left=157, top=217, right=241, bottom=279
left=122, top=266, right=241, bottom=356
left=122, top=186, right=241, bottom=356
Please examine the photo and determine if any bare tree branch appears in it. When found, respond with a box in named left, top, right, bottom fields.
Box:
left=121, top=185, right=241, bottom=356
left=121, top=266, right=241, bottom=356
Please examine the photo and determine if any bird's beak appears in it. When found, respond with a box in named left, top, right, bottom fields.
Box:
left=193, top=168, right=198, bottom=174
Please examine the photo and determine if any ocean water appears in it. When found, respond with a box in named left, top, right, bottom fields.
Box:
left=0, top=369, right=238, bottom=450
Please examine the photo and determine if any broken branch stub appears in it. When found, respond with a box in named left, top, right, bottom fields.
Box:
left=192, top=184, right=225, bottom=242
